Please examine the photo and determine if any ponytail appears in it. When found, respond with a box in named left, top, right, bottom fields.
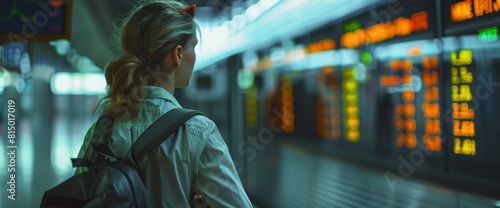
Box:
left=95, top=54, right=154, bottom=118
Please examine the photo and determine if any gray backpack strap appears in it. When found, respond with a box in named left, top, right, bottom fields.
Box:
left=72, top=115, right=115, bottom=168
left=128, top=108, right=204, bottom=166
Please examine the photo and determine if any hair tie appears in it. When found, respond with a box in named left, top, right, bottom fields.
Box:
left=136, top=53, right=152, bottom=69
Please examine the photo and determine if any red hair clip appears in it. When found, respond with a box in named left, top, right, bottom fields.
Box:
left=179, top=4, right=196, bottom=17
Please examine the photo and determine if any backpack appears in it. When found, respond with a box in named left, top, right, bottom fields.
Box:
left=40, top=108, right=204, bottom=208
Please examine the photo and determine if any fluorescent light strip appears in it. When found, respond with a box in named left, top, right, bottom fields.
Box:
left=50, top=72, right=106, bottom=95
left=195, top=0, right=384, bottom=71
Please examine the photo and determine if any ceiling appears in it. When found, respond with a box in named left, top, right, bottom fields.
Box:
left=69, top=0, right=253, bottom=69
left=69, top=0, right=384, bottom=71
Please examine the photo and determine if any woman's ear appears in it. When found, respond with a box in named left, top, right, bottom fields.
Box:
left=172, top=45, right=183, bottom=67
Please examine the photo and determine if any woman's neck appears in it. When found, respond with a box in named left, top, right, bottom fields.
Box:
left=157, top=72, right=175, bottom=95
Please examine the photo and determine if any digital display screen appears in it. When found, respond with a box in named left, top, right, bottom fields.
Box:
left=316, top=67, right=342, bottom=139
left=442, top=35, right=500, bottom=181
left=443, top=0, right=500, bottom=35
left=264, top=73, right=295, bottom=135
left=0, top=0, right=72, bottom=41
left=449, top=49, right=476, bottom=156
left=341, top=0, right=436, bottom=48
left=376, top=40, right=444, bottom=158
left=341, top=68, right=360, bottom=142
left=245, top=85, right=258, bottom=128
left=243, top=0, right=500, bottom=197
left=306, top=25, right=344, bottom=140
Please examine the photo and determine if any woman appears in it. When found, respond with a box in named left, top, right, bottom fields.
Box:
left=75, top=1, right=252, bottom=207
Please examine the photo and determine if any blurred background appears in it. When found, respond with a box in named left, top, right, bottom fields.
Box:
left=1, top=0, right=500, bottom=207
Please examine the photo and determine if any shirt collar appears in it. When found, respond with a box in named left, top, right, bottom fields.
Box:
left=140, top=86, right=182, bottom=108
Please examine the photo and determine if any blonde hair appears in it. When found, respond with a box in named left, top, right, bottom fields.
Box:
left=96, top=0, right=200, bottom=119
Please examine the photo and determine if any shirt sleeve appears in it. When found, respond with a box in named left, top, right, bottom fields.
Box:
left=194, top=120, right=253, bottom=208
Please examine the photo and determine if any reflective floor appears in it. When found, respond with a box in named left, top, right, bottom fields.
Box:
left=1, top=83, right=500, bottom=208
left=0, top=116, right=85, bottom=207
left=254, top=143, right=500, bottom=208
left=1, top=84, right=98, bottom=207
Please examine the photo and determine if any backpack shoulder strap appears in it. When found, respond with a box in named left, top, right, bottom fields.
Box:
left=128, top=108, right=204, bottom=166
left=72, top=115, right=115, bottom=168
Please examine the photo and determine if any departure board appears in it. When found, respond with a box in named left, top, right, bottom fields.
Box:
left=240, top=0, right=500, bottom=198
left=311, top=60, right=377, bottom=148
left=310, top=37, right=342, bottom=140
left=257, top=49, right=300, bottom=136
left=338, top=0, right=437, bottom=153
left=281, top=75, right=295, bottom=133
left=443, top=0, right=500, bottom=35
left=316, top=67, right=342, bottom=140
left=421, top=56, right=442, bottom=152
left=266, top=70, right=319, bottom=139
left=236, top=0, right=500, bottom=198
left=442, top=0, right=500, bottom=184
left=304, top=24, right=345, bottom=141
left=305, top=46, right=368, bottom=148
left=442, top=35, right=500, bottom=181
left=245, top=84, right=258, bottom=128
left=377, top=40, right=443, bottom=157
left=341, top=0, right=436, bottom=48
left=341, top=67, right=360, bottom=142
left=450, top=49, right=476, bottom=156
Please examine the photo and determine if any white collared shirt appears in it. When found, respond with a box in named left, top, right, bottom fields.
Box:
left=76, top=86, right=252, bottom=208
